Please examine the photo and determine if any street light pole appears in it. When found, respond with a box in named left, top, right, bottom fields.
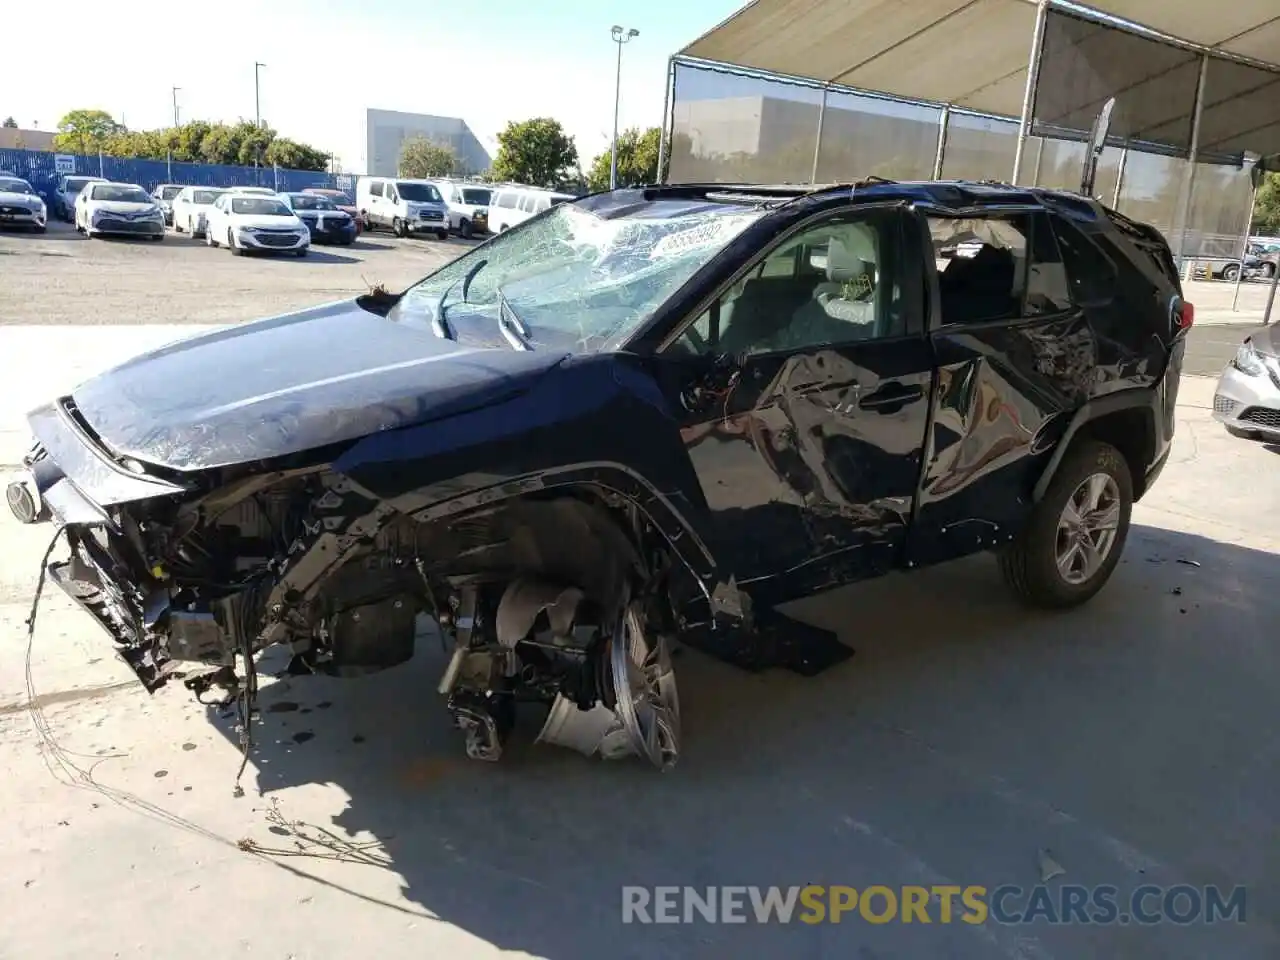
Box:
left=254, top=62, right=266, bottom=128
left=609, top=25, right=639, bottom=190
left=172, top=87, right=181, bottom=127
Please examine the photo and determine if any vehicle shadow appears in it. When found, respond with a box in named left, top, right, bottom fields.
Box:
left=349, top=239, right=394, bottom=251
left=249, top=249, right=362, bottom=265
left=199, top=523, right=1280, bottom=959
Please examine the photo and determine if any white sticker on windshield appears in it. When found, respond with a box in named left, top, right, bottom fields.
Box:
left=648, top=216, right=751, bottom=260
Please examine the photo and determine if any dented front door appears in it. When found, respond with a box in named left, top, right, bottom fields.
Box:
left=660, top=205, right=934, bottom=604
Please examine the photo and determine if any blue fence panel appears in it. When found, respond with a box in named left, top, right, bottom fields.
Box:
left=0, top=148, right=341, bottom=201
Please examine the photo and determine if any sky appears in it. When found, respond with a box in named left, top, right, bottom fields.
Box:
left=0, top=0, right=745, bottom=173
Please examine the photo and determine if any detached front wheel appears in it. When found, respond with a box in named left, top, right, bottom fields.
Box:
left=999, top=440, right=1132, bottom=609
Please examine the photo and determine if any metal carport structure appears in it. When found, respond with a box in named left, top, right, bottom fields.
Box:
left=657, top=0, right=1280, bottom=279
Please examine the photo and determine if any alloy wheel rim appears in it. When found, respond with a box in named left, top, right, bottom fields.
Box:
left=609, top=596, right=681, bottom=771
left=1055, top=472, right=1121, bottom=585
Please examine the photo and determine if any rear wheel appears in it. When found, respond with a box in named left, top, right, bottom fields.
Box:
left=1223, top=264, right=1240, bottom=282
left=393, top=217, right=406, bottom=238
left=998, top=440, right=1132, bottom=609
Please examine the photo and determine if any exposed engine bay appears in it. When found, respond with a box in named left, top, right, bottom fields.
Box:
left=49, top=467, right=682, bottom=770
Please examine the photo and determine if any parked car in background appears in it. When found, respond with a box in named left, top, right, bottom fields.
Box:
left=0, top=175, right=47, bottom=232
left=204, top=191, right=309, bottom=256
left=150, top=183, right=185, bottom=225
left=429, top=179, right=491, bottom=238
left=1213, top=329, right=1280, bottom=441
left=171, top=186, right=227, bottom=238
left=53, top=174, right=106, bottom=222
left=301, top=187, right=362, bottom=233
left=356, top=176, right=449, bottom=239
left=280, top=191, right=358, bottom=245
left=74, top=181, right=165, bottom=240
left=487, top=184, right=576, bottom=232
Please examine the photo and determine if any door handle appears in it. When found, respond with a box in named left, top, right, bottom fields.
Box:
left=858, top=383, right=924, bottom=411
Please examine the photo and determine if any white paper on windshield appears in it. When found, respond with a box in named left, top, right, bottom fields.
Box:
left=647, top=215, right=756, bottom=260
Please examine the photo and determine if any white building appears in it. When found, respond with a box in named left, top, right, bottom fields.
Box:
left=364, top=108, right=491, bottom=177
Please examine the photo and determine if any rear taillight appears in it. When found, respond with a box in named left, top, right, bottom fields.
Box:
left=1170, top=296, right=1194, bottom=331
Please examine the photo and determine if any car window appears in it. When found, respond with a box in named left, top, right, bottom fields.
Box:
left=534, top=196, right=551, bottom=213
left=672, top=210, right=907, bottom=357
left=1050, top=216, right=1118, bottom=307
left=497, top=191, right=517, bottom=209
left=928, top=213, right=1041, bottom=325
left=370, top=181, right=384, bottom=198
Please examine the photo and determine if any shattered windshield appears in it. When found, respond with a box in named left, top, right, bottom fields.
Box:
left=393, top=202, right=764, bottom=350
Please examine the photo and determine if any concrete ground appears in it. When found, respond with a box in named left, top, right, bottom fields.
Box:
left=0, top=223, right=1277, bottom=959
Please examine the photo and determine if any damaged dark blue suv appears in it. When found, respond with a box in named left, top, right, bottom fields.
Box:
left=8, top=177, right=1191, bottom=773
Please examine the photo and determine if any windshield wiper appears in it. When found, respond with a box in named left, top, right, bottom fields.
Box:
left=432, top=257, right=488, bottom=339
left=496, top=286, right=532, bottom=351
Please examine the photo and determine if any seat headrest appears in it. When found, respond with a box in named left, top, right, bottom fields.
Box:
left=827, top=227, right=876, bottom=284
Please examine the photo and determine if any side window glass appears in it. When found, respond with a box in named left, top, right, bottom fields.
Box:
left=535, top=196, right=551, bottom=213
left=928, top=214, right=1031, bottom=324
left=671, top=212, right=905, bottom=357
left=370, top=181, right=384, bottom=198
left=1051, top=216, right=1118, bottom=307
left=1025, top=212, right=1072, bottom=314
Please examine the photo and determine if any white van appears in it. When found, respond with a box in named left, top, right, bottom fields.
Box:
left=487, top=185, right=576, bottom=233
left=428, top=179, right=494, bottom=238
left=357, top=176, right=450, bottom=239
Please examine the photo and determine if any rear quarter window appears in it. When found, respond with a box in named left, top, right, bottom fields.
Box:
left=1050, top=216, right=1118, bottom=307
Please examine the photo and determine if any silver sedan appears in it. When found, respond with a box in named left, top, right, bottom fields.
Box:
left=1212, top=327, right=1280, bottom=440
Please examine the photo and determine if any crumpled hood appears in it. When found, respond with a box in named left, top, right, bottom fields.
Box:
left=66, top=300, right=567, bottom=471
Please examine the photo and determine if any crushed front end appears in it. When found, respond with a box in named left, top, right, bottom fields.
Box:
left=10, top=396, right=685, bottom=771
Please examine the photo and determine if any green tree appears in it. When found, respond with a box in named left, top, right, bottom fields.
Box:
left=53, top=109, right=122, bottom=155
left=1253, top=172, right=1280, bottom=236
left=491, top=118, right=578, bottom=188
left=399, top=136, right=459, bottom=178
left=587, top=127, right=664, bottom=192
left=2, top=117, right=16, bottom=128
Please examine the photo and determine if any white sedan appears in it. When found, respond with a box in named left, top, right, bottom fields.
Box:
left=204, top=192, right=310, bottom=256
left=171, top=186, right=227, bottom=238
left=74, top=181, right=166, bottom=240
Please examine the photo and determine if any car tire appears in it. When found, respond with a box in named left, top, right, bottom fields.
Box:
left=207, top=225, right=218, bottom=247
left=1264, top=263, right=1277, bottom=279
left=228, top=229, right=243, bottom=255
left=33, top=224, right=46, bottom=234
left=997, top=439, right=1132, bottom=609
left=436, top=229, right=448, bottom=241
left=393, top=217, right=406, bottom=238
left=174, top=217, right=184, bottom=233
left=295, top=247, right=308, bottom=257
left=1223, top=264, right=1240, bottom=282
left=460, top=219, right=473, bottom=239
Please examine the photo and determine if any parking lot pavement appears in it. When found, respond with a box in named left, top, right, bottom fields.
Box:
left=2, top=229, right=1278, bottom=958
left=0, top=219, right=469, bottom=326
